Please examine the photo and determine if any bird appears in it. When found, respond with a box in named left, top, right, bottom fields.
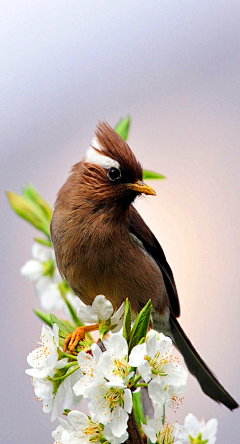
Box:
left=50, top=121, right=238, bottom=411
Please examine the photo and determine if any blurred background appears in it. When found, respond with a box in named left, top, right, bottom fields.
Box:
left=1, top=1, right=240, bottom=442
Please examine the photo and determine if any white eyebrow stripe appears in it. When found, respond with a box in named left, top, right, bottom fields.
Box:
left=85, top=146, right=120, bottom=169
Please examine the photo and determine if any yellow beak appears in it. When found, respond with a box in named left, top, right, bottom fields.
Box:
left=126, top=180, right=156, bottom=196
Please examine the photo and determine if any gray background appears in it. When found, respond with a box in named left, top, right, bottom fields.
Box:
left=1, top=1, right=240, bottom=443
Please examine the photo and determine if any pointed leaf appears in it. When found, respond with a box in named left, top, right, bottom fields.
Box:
left=7, top=191, right=50, bottom=237
left=35, top=237, right=52, bottom=247
left=143, top=170, right=166, bottom=180
left=115, top=116, right=131, bottom=141
left=128, top=300, right=152, bottom=353
left=50, top=314, right=76, bottom=339
left=34, top=309, right=53, bottom=327
left=23, top=183, right=53, bottom=221
left=123, top=298, right=132, bottom=343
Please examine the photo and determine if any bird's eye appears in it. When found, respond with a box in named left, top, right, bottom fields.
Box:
left=108, top=167, right=121, bottom=181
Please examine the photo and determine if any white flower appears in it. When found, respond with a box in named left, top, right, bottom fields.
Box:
left=95, top=334, right=145, bottom=387
left=103, top=424, right=129, bottom=444
left=184, top=413, right=218, bottom=444
left=88, top=380, right=132, bottom=437
left=20, top=242, right=63, bottom=310
left=72, top=343, right=103, bottom=397
left=77, top=295, right=125, bottom=332
left=26, top=324, right=67, bottom=379
left=139, top=331, right=188, bottom=404
left=52, top=417, right=73, bottom=444
left=142, top=406, right=188, bottom=444
left=52, top=411, right=128, bottom=444
left=31, top=376, right=66, bottom=422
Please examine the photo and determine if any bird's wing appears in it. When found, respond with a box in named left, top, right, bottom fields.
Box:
left=128, top=205, right=180, bottom=317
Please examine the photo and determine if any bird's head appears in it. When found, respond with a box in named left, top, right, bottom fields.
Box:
left=58, top=122, right=156, bottom=220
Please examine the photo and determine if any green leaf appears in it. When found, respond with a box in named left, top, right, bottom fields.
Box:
left=23, top=183, right=53, bottom=221
left=143, top=170, right=166, bottom=180
left=128, top=300, right=152, bottom=353
left=7, top=191, right=51, bottom=237
left=122, top=298, right=132, bottom=343
left=133, top=391, right=145, bottom=427
left=115, top=116, right=131, bottom=141
left=35, top=237, right=52, bottom=247
left=58, top=281, right=83, bottom=327
left=34, top=309, right=53, bottom=326
left=50, top=314, right=76, bottom=339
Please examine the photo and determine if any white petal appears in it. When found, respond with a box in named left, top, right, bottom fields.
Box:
left=25, top=368, right=41, bottom=377
left=139, top=360, right=152, bottom=383
left=32, top=242, right=50, bottom=262
left=148, top=377, right=167, bottom=404
left=35, top=275, right=51, bottom=296
left=146, top=331, right=157, bottom=358
left=20, top=260, right=43, bottom=281
left=68, top=410, right=89, bottom=430
left=77, top=305, right=98, bottom=323
left=104, top=424, right=128, bottom=444
left=55, top=358, right=68, bottom=369
left=39, top=284, right=64, bottom=311
left=111, top=302, right=126, bottom=332
left=141, top=423, right=157, bottom=443
left=202, top=418, right=218, bottom=440
left=184, top=413, right=200, bottom=437
left=129, top=343, right=146, bottom=367
left=107, top=334, right=128, bottom=359
left=123, top=388, right=133, bottom=413
left=91, top=342, right=102, bottom=361
left=154, top=404, right=163, bottom=420
left=92, top=294, right=113, bottom=321
left=166, top=363, right=188, bottom=386
left=110, top=406, right=129, bottom=437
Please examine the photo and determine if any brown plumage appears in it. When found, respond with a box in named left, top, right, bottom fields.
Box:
left=50, top=121, right=238, bottom=410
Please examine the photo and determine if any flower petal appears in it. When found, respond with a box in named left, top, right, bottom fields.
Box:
left=123, top=388, right=133, bottom=413
left=77, top=305, right=98, bottom=323
left=129, top=343, right=146, bottom=367
left=32, top=242, right=50, bottom=262
left=202, top=418, right=218, bottom=440
left=148, top=377, right=167, bottom=404
left=20, top=260, right=43, bottom=281
left=184, top=413, right=200, bottom=437
left=110, top=406, right=129, bottom=437
left=142, top=422, right=157, bottom=443
left=92, top=294, right=113, bottom=321
left=68, top=410, right=89, bottom=430
left=146, top=331, right=157, bottom=358
left=111, top=302, right=126, bottom=333
left=107, top=334, right=128, bottom=359
left=139, top=360, right=152, bottom=383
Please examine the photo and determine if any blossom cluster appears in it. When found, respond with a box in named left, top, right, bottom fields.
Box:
left=25, top=294, right=218, bottom=444
left=20, top=242, right=81, bottom=313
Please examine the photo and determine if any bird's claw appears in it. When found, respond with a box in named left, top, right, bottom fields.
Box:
left=64, top=327, right=86, bottom=354
left=63, top=323, right=100, bottom=354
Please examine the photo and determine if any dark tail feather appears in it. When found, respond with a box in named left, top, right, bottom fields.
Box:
left=169, top=314, right=238, bottom=410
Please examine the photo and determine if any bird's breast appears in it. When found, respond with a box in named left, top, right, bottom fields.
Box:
left=61, top=222, right=169, bottom=315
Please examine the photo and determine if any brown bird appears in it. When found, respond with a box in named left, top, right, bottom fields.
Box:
left=50, top=121, right=238, bottom=410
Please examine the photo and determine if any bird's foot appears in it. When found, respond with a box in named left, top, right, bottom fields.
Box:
left=63, top=323, right=99, bottom=354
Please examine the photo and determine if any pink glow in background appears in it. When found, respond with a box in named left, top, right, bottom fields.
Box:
left=1, top=1, right=240, bottom=442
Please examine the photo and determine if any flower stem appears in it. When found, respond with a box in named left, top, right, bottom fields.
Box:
left=52, top=366, right=80, bottom=381
left=134, top=374, right=142, bottom=385
left=62, top=352, right=78, bottom=361
left=162, top=404, right=165, bottom=425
